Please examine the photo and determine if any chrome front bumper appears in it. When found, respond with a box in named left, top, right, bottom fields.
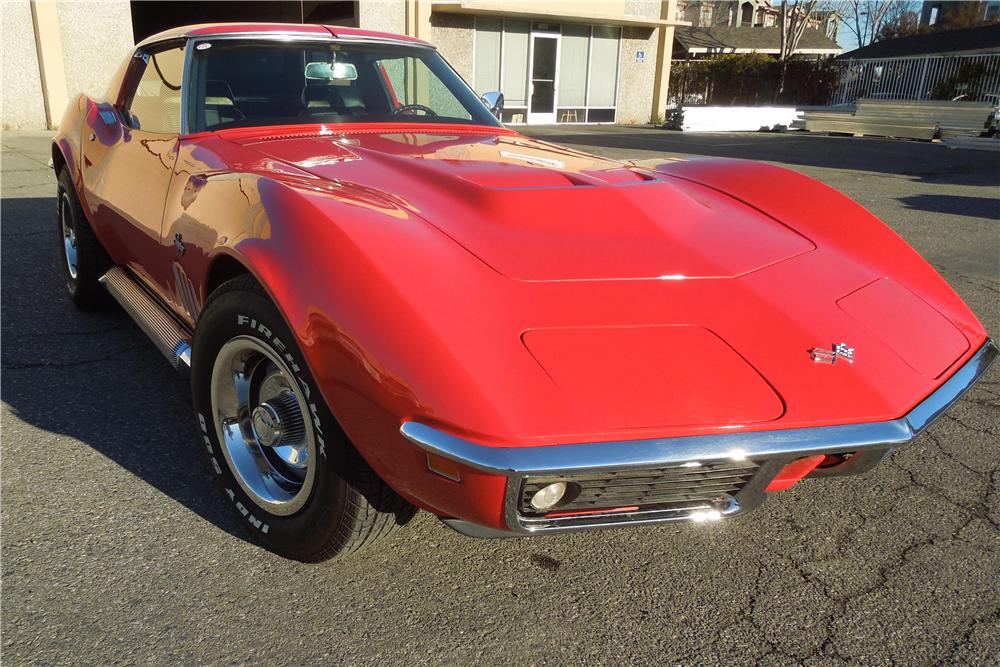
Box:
left=401, top=340, right=997, bottom=538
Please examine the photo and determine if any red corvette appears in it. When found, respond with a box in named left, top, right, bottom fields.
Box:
left=53, top=23, right=995, bottom=561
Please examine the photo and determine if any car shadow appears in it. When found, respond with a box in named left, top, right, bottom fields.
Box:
left=1, top=196, right=257, bottom=548
left=897, top=194, right=1000, bottom=220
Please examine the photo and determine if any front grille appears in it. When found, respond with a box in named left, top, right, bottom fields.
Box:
left=519, top=461, right=759, bottom=517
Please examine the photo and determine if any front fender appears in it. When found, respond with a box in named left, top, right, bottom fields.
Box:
left=52, top=94, right=88, bottom=187
left=166, top=142, right=517, bottom=527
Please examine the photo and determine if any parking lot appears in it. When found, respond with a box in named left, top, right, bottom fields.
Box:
left=2, top=128, right=998, bottom=665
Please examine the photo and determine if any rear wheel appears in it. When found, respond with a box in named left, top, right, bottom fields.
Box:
left=191, top=275, right=416, bottom=561
left=57, top=168, right=110, bottom=309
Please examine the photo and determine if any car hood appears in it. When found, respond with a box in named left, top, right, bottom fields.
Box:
left=219, top=127, right=984, bottom=439
left=236, top=128, right=814, bottom=281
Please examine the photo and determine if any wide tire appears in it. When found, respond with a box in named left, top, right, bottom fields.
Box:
left=56, top=168, right=111, bottom=310
left=191, top=275, right=416, bottom=562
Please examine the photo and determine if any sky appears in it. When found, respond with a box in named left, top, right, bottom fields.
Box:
left=837, top=19, right=862, bottom=51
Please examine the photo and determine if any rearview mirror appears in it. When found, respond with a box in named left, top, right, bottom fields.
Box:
left=480, top=91, right=504, bottom=119
left=305, top=61, right=358, bottom=81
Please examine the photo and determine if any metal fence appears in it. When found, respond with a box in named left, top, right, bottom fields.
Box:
left=830, top=53, right=1000, bottom=105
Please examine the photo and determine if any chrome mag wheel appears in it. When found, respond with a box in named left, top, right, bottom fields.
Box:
left=60, top=192, right=78, bottom=280
left=210, top=336, right=316, bottom=516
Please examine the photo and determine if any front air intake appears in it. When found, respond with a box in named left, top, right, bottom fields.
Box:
left=518, top=460, right=759, bottom=517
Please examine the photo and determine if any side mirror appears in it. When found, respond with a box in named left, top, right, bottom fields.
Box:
left=480, top=91, right=503, bottom=119
left=100, top=108, right=121, bottom=126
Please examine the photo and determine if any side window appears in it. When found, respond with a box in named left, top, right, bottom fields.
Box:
left=376, top=56, right=471, bottom=120
left=124, top=44, right=185, bottom=133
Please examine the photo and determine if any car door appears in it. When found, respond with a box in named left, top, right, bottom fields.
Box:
left=81, top=39, right=186, bottom=298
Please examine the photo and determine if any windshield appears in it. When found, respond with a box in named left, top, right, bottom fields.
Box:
left=188, top=39, right=501, bottom=132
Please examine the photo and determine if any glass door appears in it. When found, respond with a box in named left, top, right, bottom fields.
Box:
left=527, top=34, right=559, bottom=124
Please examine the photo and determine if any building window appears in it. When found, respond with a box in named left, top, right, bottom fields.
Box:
left=473, top=18, right=501, bottom=94
left=558, top=24, right=589, bottom=108
left=587, top=26, right=620, bottom=111
left=929, top=4, right=941, bottom=25
left=559, top=24, right=621, bottom=123
left=474, top=18, right=620, bottom=124
left=502, top=20, right=530, bottom=111
left=474, top=18, right=529, bottom=121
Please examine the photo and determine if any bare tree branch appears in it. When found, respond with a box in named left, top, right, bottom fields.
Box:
left=838, top=1, right=920, bottom=47
left=779, top=0, right=820, bottom=61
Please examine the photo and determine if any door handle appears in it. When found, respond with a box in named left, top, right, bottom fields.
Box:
left=89, top=133, right=96, bottom=141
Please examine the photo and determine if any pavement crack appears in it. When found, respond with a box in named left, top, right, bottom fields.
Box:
left=2, top=182, right=56, bottom=192
left=937, top=606, right=1000, bottom=666
left=5, top=325, right=131, bottom=341
left=923, top=429, right=990, bottom=477
left=2, top=230, right=56, bottom=239
left=1, top=343, right=145, bottom=369
left=891, top=454, right=999, bottom=533
left=941, top=412, right=998, bottom=438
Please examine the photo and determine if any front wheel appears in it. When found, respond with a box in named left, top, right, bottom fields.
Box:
left=56, top=168, right=110, bottom=309
left=191, top=275, right=416, bottom=561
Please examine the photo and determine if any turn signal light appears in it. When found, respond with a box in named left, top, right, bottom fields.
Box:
left=426, top=453, right=461, bottom=482
left=766, top=455, right=826, bottom=492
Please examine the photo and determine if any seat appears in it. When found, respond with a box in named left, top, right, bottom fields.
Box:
left=337, top=84, right=366, bottom=115
left=299, top=83, right=367, bottom=117
left=300, top=84, right=334, bottom=112
left=204, top=80, right=245, bottom=128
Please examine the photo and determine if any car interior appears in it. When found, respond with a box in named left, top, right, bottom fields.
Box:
left=189, top=42, right=480, bottom=132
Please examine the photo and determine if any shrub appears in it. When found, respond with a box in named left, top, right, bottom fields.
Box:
left=669, top=54, right=841, bottom=106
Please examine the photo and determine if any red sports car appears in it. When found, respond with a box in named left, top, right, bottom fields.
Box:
left=52, top=23, right=995, bottom=561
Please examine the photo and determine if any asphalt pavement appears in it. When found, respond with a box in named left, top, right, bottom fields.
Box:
left=2, top=128, right=998, bottom=665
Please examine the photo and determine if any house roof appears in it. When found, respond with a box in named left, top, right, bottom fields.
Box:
left=674, top=26, right=841, bottom=55
left=838, top=23, right=1000, bottom=60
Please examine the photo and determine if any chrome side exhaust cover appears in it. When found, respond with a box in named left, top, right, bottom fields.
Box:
left=100, top=267, right=192, bottom=369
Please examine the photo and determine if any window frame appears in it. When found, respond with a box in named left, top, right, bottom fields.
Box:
left=119, top=38, right=188, bottom=135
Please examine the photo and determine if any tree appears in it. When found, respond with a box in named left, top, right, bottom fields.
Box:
left=776, top=0, right=820, bottom=97
left=778, top=0, right=821, bottom=62
left=876, top=7, right=921, bottom=41
left=839, top=1, right=919, bottom=47
left=936, top=1, right=1000, bottom=30
left=869, top=0, right=1000, bottom=42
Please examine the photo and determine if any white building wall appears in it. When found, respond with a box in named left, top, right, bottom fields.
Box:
left=1, top=0, right=133, bottom=130
left=56, top=0, right=135, bottom=99
left=357, top=0, right=407, bottom=35
left=431, top=13, right=476, bottom=84
left=2, top=1, right=47, bottom=130
left=618, top=1, right=662, bottom=124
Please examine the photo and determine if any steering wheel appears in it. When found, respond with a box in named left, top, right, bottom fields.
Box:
left=393, top=103, right=437, bottom=117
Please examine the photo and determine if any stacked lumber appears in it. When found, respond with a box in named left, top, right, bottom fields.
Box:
left=803, top=108, right=870, bottom=134
left=860, top=99, right=995, bottom=139
left=942, top=136, right=1000, bottom=151
left=804, top=99, right=996, bottom=140
left=679, top=106, right=804, bottom=132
